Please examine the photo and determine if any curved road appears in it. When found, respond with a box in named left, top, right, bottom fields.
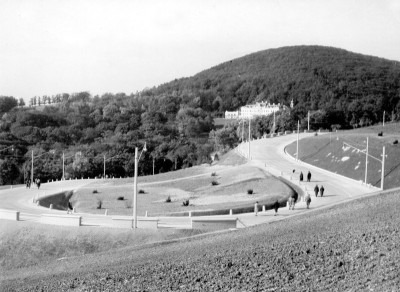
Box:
left=0, top=133, right=378, bottom=228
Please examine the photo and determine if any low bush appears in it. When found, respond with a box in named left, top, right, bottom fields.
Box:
left=211, top=172, right=217, bottom=177
left=117, top=196, right=124, bottom=201
left=378, top=131, right=383, bottom=136
left=211, top=180, right=219, bottom=186
left=182, top=199, right=189, bottom=206
left=165, top=196, right=172, bottom=203
left=393, top=140, right=398, bottom=145
left=96, top=199, right=102, bottom=209
left=92, top=190, right=98, bottom=194
left=247, top=189, right=254, bottom=195
left=138, top=189, right=145, bottom=194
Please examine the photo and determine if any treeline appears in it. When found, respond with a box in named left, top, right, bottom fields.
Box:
left=1, top=45, right=400, bottom=184
left=0, top=92, right=217, bottom=185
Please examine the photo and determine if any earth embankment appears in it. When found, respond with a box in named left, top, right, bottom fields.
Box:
left=2, top=189, right=400, bottom=291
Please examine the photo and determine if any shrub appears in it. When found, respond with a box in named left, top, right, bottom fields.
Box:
left=211, top=172, right=217, bottom=177
left=96, top=199, right=102, bottom=209
left=165, top=196, right=172, bottom=203
left=117, top=196, right=124, bottom=201
left=247, top=189, right=254, bottom=195
left=378, top=131, right=383, bottom=136
left=182, top=199, right=189, bottom=206
left=211, top=180, right=219, bottom=186
left=92, top=190, right=98, bottom=194
left=138, top=189, right=145, bottom=194
left=393, top=140, right=398, bottom=145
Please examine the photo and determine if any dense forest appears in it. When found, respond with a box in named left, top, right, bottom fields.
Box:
left=1, top=45, right=400, bottom=185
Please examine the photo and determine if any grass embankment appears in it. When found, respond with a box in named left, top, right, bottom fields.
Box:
left=70, top=151, right=291, bottom=216
left=286, top=124, right=400, bottom=189
left=0, top=220, right=204, bottom=272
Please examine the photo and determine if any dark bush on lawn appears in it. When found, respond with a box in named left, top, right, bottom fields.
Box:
left=182, top=199, right=189, bottom=206
left=393, top=140, right=398, bottom=145
left=378, top=131, right=383, bottom=136
left=247, top=189, right=254, bottom=195
left=165, top=196, right=172, bottom=203
left=211, top=180, right=219, bottom=186
left=96, top=199, right=102, bottom=209
left=138, top=189, right=145, bottom=194
left=92, top=190, right=98, bottom=194
left=211, top=172, right=217, bottom=177
left=117, top=196, right=124, bottom=201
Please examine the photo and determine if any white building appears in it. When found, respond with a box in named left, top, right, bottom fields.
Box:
left=225, top=101, right=283, bottom=120
left=224, top=110, right=239, bottom=119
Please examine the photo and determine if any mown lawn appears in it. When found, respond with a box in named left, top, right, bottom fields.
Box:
left=286, top=124, right=400, bottom=189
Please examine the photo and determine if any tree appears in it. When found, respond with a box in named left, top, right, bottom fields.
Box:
left=0, top=158, right=20, bottom=185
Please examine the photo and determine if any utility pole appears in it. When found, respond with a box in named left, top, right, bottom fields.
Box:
left=62, top=152, right=65, bottom=180
left=296, top=120, right=299, bottom=161
left=308, top=111, right=310, bottom=131
left=383, top=111, right=385, bottom=127
left=381, top=146, right=385, bottom=190
left=364, top=137, right=369, bottom=185
left=248, top=117, right=251, bottom=159
left=31, top=150, right=34, bottom=183
left=103, top=155, right=106, bottom=179
left=133, top=147, right=138, bottom=229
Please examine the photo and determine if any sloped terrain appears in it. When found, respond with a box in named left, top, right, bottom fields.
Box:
left=286, top=129, right=400, bottom=189
left=3, top=190, right=400, bottom=291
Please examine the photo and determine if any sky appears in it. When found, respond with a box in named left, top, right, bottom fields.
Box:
left=1, top=0, right=400, bottom=102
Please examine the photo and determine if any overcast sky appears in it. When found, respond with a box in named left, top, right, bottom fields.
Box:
left=1, top=0, right=399, bottom=101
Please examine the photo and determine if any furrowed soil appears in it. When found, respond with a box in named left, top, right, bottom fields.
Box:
left=2, top=190, right=400, bottom=291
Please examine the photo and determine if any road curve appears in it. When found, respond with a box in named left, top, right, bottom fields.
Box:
left=0, top=133, right=378, bottom=228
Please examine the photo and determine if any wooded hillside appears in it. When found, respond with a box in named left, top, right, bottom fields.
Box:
left=1, top=45, right=400, bottom=184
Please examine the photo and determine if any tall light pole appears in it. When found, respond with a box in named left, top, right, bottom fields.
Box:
left=133, top=143, right=147, bottom=229
left=343, top=137, right=386, bottom=189
left=308, top=111, right=310, bottom=131
left=364, top=137, right=369, bottom=185
left=248, top=117, right=251, bottom=159
left=103, top=155, right=106, bottom=179
left=296, top=120, right=300, bottom=162
left=383, top=111, right=385, bottom=127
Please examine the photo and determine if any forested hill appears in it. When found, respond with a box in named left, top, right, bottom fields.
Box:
left=1, top=45, right=400, bottom=185
left=148, top=45, right=400, bottom=119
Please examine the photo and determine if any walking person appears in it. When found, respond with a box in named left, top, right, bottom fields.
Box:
left=299, top=171, right=303, bottom=182
left=314, top=184, right=319, bottom=197
left=254, top=201, right=259, bottom=216
left=273, top=200, right=279, bottom=216
left=36, top=178, right=41, bottom=189
left=307, top=171, right=311, bottom=182
left=305, top=192, right=311, bottom=209
left=320, top=185, right=325, bottom=197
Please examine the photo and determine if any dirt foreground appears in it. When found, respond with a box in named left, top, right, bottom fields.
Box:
left=2, top=190, right=400, bottom=291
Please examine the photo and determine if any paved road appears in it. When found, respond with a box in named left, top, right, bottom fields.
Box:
left=0, top=133, right=378, bottom=229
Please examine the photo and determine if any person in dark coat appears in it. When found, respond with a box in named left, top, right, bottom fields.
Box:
left=36, top=178, right=41, bottom=189
left=307, top=171, right=311, bottom=182
left=314, top=184, right=319, bottom=197
left=299, top=171, right=303, bottom=182
left=273, top=200, right=279, bottom=216
left=320, top=185, right=325, bottom=197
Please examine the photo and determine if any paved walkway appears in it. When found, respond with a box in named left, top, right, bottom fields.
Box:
left=0, top=133, right=379, bottom=229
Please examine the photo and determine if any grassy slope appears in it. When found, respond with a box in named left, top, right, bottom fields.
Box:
left=71, top=151, right=291, bottom=216
left=286, top=124, right=400, bottom=189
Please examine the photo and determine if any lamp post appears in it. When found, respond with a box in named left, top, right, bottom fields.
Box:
left=343, top=138, right=386, bottom=189
left=0, top=145, right=14, bottom=152
left=133, top=143, right=147, bottom=229
left=296, top=120, right=300, bottom=162
left=248, top=117, right=251, bottom=159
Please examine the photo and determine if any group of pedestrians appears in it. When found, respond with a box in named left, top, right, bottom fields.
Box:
left=299, top=170, right=312, bottom=182
left=25, top=178, right=41, bottom=189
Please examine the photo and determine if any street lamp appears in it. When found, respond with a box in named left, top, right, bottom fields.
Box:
left=133, top=142, right=147, bottom=229
left=343, top=137, right=386, bottom=189
left=0, top=145, right=14, bottom=152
